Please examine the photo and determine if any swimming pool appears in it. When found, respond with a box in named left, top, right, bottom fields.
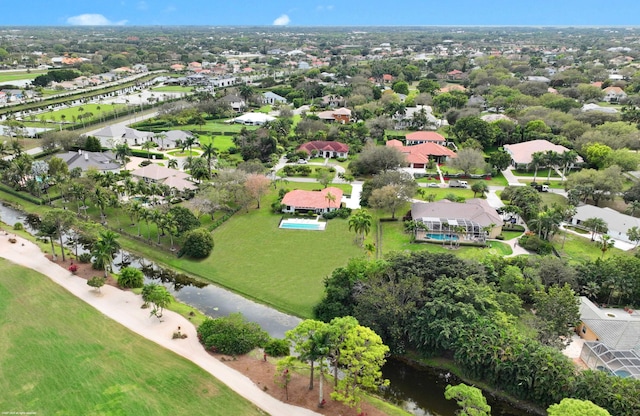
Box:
left=426, top=233, right=458, bottom=241
left=279, top=219, right=326, bottom=231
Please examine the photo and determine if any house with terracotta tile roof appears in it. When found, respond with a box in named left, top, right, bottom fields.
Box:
left=298, top=141, right=349, bottom=158
left=386, top=139, right=456, bottom=168
left=446, top=69, right=464, bottom=80
left=503, top=139, right=583, bottom=169
left=281, top=187, right=343, bottom=214
left=317, top=107, right=351, bottom=124
left=405, top=131, right=447, bottom=146
left=603, top=86, right=627, bottom=103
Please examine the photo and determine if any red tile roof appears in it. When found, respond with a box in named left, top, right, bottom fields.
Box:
left=298, top=141, right=349, bottom=154
left=386, top=140, right=456, bottom=164
left=405, top=131, right=446, bottom=143
left=282, top=187, right=344, bottom=210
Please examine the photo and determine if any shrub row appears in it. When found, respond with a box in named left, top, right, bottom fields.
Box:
left=207, top=208, right=240, bottom=231
left=0, top=184, right=44, bottom=205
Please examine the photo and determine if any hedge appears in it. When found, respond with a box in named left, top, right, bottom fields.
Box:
left=130, top=149, right=165, bottom=159
left=0, top=183, right=44, bottom=205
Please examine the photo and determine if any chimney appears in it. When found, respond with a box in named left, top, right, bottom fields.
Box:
left=78, top=149, right=82, bottom=155
left=85, top=153, right=89, bottom=161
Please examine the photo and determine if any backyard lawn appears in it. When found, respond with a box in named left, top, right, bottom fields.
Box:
left=199, top=135, right=235, bottom=152
left=41, top=103, right=127, bottom=124
left=167, top=200, right=363, bottom=318
left=152, top=85, right=193, bottom=93
left=551, top=231, right=626, bottom=263
left=0, top=259, right=263, bottom=416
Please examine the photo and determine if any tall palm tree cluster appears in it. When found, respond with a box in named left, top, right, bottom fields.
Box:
left=529, top=149, right=578, bottom=183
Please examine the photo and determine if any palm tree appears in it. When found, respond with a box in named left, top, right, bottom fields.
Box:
left=325, top=191, right=336, bottom=210
left=115, top=144, right=132, bottom=165
left=583, top=217, right=608, bottom=242
left=560, top=150, right=578, bottom=181
left=130, top=201, right=145, bottom=236
left=544, top=150, right=561, bottom=183
left=530, top=151, right=545, bottom=184
left=167, top=158, right=179, bottom=169
left=201, top=142, right=217, bottom=172
left=78, top=106, right=85, bottom=128
left=91, top=230, right=121, bottom=278
left=155, top=132, right=167, bottom=150
left=142, top=208, right=154, bottom=241
left=599, top=234, right=615, bottom=258
left=142, top=141, right=155, bottom=160
left=626, top=201, right=640, bottom=217
left=348, top=210, right=372, bottom=246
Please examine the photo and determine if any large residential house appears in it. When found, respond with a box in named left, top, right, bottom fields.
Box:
left=410, top=199, right=503, bottom=241
left=503, top=140, right=583, bottom=169
left=130, top=164, right=197, bottom=192
left=602, top=86, right=627, bottom=103
left=577, top=297, right=640, bottom=379
left=317, top=107, right=351, bottom=124
left=58, top=150, right=120, bottom=173
left=570, top=204, right=640, bottom=244
left=92, top=125, right=154, bottom=148
left=281, top=187, right=343, bottom=214
left=386, top=139, right=456, bottom=167
left=405, top=131, right=447, bottom=146
left=217, top=94, right=246, bottom=112
left=262, top=91, right=287, bottom=105
left=298, top=141, right=349, bottom=158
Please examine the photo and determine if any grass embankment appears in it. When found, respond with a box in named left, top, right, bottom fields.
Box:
left=0, top=259, right=264, bottom=416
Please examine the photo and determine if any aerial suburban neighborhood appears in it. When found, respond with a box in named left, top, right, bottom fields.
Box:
left=1, top=19, right=640, bottom=416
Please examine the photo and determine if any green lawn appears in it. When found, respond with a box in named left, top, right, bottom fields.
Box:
left=199, top=135, right=235, bottom=152
left=551, top=231, right=626, bottom=263
left=0, top=259, right=263, bottom=416
left=0, top=70, right=45, bottom=83
left=517, top=179, right=566, bottom=189
left=167, top=203, right=362, bottom=317
left=168, top=149, right=201, bottom=157
left=513, top=169, right=559, bottom=179
left=501, top=230, right=524, bottom=240
left=176, top=121, right=258, bottom=134
left=415, top=187, right=477, bottom=201
left=41, top=103, right=126, bottom=124
left=539, top=192, right=568, bottom=207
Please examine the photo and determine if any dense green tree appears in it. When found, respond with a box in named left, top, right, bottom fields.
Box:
left=451, top=116, right=495, bottom=149
left=533, top=284, right=580, bottom=349
left=444, top=383, right=491, bottom=416
left=547, top=398, right=610, bottom=416
left=197, top=313, right=269, bottom=355
left=179, top=228, right=214, bottom=258
left=348, top=143, right=406, bottom=176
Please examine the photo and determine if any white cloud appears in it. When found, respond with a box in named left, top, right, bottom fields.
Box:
left=67, top=14, right=127, bottom=26
left=273, top=14, right=290, bottom=26
left=137, top=1, right=148, bottom=10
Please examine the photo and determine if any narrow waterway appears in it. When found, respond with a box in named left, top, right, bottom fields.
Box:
left=0, top=202, right=536, bottom=416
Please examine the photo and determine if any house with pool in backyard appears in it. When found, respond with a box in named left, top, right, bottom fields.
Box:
left=279, top=187, right=344, bottom=231
left=409, top=199, right=503, bottom=243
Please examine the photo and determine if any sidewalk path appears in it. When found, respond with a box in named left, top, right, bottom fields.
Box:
left=0, top=233, right=320, bottom=416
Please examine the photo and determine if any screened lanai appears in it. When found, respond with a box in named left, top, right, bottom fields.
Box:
left=416, top=217, right=487, bottom=242
left=580, top=341, right=640, bottom=379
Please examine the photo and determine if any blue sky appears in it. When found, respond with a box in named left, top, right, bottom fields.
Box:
left=3, top=0, right=640, bottom=26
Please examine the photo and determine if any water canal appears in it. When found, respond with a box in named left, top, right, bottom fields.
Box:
left=0, top=203, right=536, bottom=416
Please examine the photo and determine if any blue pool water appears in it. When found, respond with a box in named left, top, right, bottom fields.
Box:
left=280, top=222, right=324, bottom=230
left=426, top=233, right=459, bottom=241
left=614, top=370, right=632, bottom=378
